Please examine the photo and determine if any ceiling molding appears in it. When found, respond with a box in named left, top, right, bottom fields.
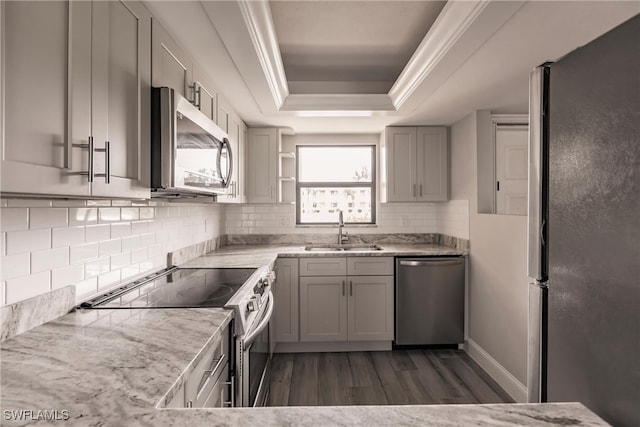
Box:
left=389, top=1, right=491, bottom=110
left=237, top=0, right=289, bottom=109
left=235, top=0, right=524, bottom=116
left=280, top=94, right=395, bottom=114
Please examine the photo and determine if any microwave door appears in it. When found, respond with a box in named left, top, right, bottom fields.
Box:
left=151, top=87, right=232, bottom=196
left=176, top=117, right=227, bottom=191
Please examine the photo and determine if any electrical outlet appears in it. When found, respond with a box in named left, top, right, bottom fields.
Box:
left=401, top=215, right=409, bottom=226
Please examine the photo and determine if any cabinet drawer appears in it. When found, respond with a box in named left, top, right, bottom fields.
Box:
left=184, top=327, right=229, bottom=407
left=347, top=257, right=394, bottom=276
left=201, top=366, right=230, bottom=407
left=299, top=257, right=347, bottom=276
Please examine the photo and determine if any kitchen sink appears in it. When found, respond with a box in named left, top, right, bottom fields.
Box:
left=304, top=244, right=383, bottom=252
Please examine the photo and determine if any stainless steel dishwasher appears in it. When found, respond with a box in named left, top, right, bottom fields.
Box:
left=395, top=257, right=465, bottom=346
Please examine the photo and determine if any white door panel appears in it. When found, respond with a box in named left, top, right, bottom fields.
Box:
left=496, top=125, right=528, bottom=215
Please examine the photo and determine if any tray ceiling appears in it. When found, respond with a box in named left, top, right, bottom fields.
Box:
left=270, top=1, right=446, bottom=94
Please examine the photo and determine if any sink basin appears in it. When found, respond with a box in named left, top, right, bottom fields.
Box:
left=304, top=245, right=344, bottom=251
left=304, top=244, right=383, bottom=252
left=342, top=245, right=383, bottom=251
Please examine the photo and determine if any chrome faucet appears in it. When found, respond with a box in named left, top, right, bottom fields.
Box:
left=337, top=210, right=349, bottom=245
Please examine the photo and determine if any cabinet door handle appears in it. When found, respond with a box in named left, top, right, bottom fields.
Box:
left=94, top=141, right=111, bottom=184
left=188, top=82, right=201, bottom=109
left=349, top=280, right=353, bottom=296
left=87, top=137, right=94, bottom=182
left=104, top=141, right=111, bottom=184
left=342, top=280, right=345, bottom=296
left=202, top=354, right=226, bottom=379
left=413, top=184, right=416, bottom=197
left=419, top=184, right=423, bottom=197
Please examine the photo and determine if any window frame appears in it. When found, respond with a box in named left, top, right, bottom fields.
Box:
left=295, top=145, right=376, bottom=225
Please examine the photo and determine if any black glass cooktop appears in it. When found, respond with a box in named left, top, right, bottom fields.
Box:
left=80, top=268, right=256, bottom=309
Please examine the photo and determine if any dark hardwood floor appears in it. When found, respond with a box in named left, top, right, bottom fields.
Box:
left=268, top=349, right=514, bottom=406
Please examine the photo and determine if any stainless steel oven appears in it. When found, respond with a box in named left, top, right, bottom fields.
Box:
left=236, top=288, right=274, bottom=407
left=78, top=265, right=276, bottom=408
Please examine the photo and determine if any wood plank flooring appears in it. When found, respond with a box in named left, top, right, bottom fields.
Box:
left=268, top=349, right=514, bottom=406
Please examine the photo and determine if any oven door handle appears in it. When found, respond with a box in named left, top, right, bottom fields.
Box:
left=243, top=290, right=274, bottom=347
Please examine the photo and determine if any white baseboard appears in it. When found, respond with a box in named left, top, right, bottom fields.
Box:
left=464, top=338, right=528, bottom=403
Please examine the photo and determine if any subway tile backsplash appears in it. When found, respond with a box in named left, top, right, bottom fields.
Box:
left=225, top=200, right=469, bottom=239
left=0, top=197, right=467, bottom=330
left=0, top=199, right=225, bottom=307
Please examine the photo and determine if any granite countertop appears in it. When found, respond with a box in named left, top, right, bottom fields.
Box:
left=0, top=243, right=608, bottom=426
left=179, top=243, right=466, bottom=270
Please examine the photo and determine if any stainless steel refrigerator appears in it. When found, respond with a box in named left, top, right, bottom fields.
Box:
left=527, top=15, right=639, bottom=427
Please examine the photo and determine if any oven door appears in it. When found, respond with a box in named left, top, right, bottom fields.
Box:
left=239, top=290, right=274, bottom=407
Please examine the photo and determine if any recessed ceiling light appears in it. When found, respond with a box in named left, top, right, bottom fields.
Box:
left=295, top=110, right=374, bottom=118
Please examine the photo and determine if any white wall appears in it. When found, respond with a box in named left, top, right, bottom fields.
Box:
left=452, top=111, right=529, bottom=401
left=0, top=199, right=225, bottom=306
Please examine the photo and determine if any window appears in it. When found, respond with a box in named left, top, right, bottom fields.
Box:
left=296, top=145, right=375, bottom=224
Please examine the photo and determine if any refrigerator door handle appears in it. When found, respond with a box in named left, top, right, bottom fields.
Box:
left=527, top=65, right=549, bottom=282
left=527, top=281, right=548, bottom=403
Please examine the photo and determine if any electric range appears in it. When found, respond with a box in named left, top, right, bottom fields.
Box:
left=79, top=267, right=259, bottom=309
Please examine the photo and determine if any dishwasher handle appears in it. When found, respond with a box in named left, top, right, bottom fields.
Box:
left=399, top=259, right=463, bottom=267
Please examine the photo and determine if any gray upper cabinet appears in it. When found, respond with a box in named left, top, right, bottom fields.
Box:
left=1, top=0, right=150, bottom=198
left=384, top=126, right=449, bottom=202
left=89, top=0, right=151, bottom=198
left=1, top=1, right=90, bottom=196
left=151, top=18, right=192, bottom=99
left=192, top=64, right=218, bottom=124
left=246, top=128, right=278, bottom=203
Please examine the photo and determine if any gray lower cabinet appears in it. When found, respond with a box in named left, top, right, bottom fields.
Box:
left=166, top=324, right=231, bottom=408
left=298, top=257, right=394, bottom=343
left=300, top=275, right=348, bottom=342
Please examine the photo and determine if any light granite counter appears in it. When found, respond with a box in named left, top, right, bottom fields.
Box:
left=179, top=243, right=466, bottom=270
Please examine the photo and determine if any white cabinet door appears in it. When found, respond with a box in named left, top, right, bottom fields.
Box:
left=347, top=276, right=394, bottom=341
left=385, top=127, right=417, bottom=202
left=384, top=126, right=449, bottom=202
left=246, top=128, right=277, bottom=203
left=90, top=0, right=150, bottom=199
left=1, top=1, right=90, bottom=197
left=2, top=1, right=150, bottom=198
left=299, top=276, right=347, bottom=342
left=416, top=127, right=448, bottom=202
left=274, top=258, right=299, bottom=343
left=495, top=124, right=528, bottom=215
left=192, top=64, right=218, bottom=123
left=151, top=18, right=192, bottom=98
left=216, top=97, right=230, bottom=133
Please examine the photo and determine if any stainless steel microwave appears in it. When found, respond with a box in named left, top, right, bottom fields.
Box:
left=151, top=87, right=232, bottom=197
